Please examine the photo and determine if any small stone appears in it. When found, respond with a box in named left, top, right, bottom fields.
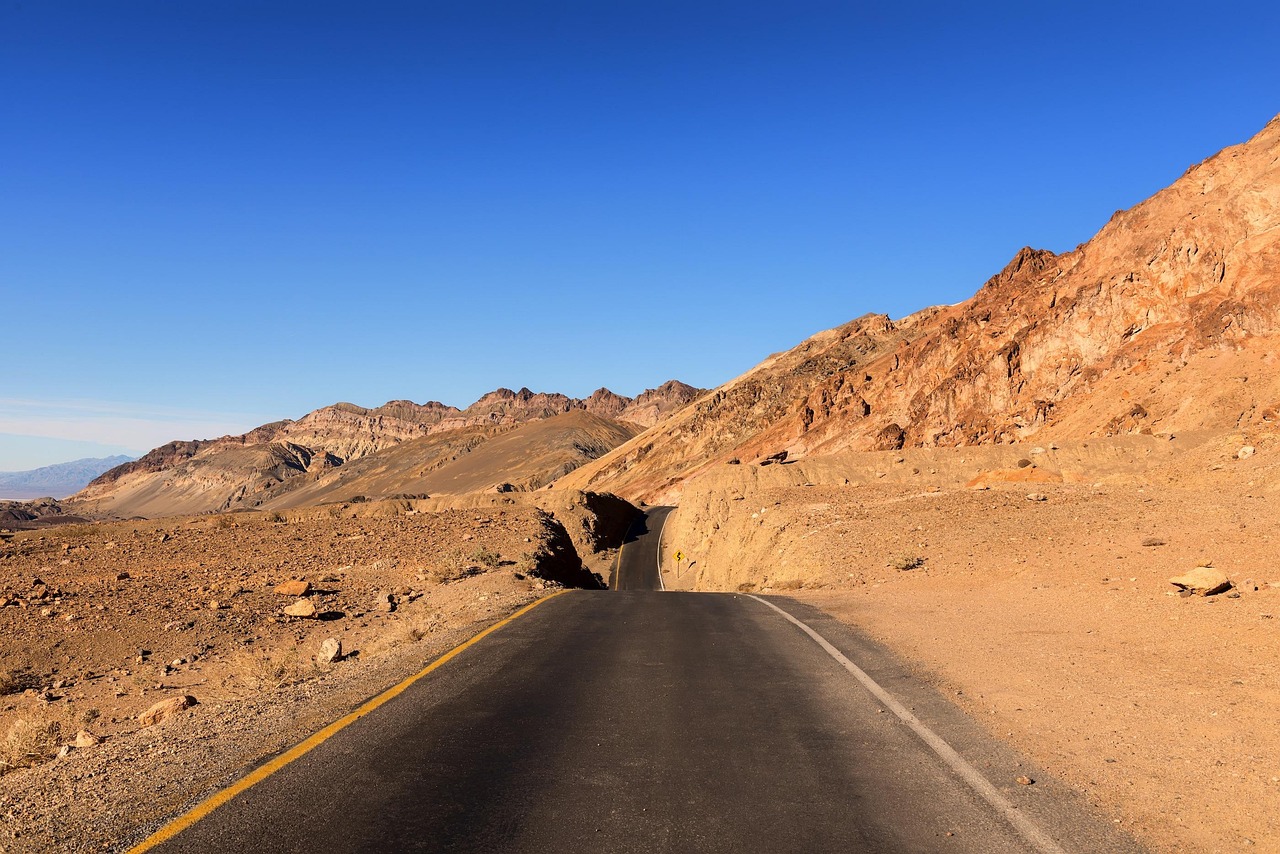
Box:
left=73, top=730, right=102, bottom=748
left=1238, top=446, right=1256, bottom=459
left=283, top=599, right=317, bottom=618
left=318, top=638, right=343, bottom=664
left=208, top=600, right=223, bottom=610
left=1026, top=493, right=1048, bottom=502
left=1141, top=538, right=1167, bottom=547
left=1016, top=458, right=1033, bottom=468
left=138, top=695, right=196, bottom=727
left=373, top=591, right=396, bottom=613
left=273, top=580, right=311, bottom=597
left=116, top=572, right=130, bottom=581
left=1016, top=775, right=1034, bottom=786
left=57, top=745, right=74, bottom=759
left=1169, top=567, right=1233, bottom=597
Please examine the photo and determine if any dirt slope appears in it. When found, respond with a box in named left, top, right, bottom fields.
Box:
left=560, top=113, right=1280, bottom=503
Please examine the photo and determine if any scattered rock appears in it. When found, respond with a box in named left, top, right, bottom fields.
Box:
left=1016, top=775, right=1034, bottom=786
left=726, top=458, right=741, bottom=465
left=1016, top=458, right=1033, bottom=468
left=273, top=580, right=311, bottom=597
left=318, top=638, right=343, bottom=664
left=138, top=695, right=196, bottom=727
left=1169, top=567, right=1233, bottom=597
left=1026, top=493, right=1048, bottom=502
left=283, top=599, right=317, bottom=618
left=758, top=451, right=788, bottom=467
left=373, top=591, right=396, bottom=613
left=115, top=571, right=130, bottom=581
left=1141, top=538, right=1167, bottom=547
left=1238, top=446, right=1256, bottom=459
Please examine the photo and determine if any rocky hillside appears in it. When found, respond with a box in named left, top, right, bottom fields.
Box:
left=560, top=113, right=1280, bottom=502
left=71, top=382, right=700, bottom=518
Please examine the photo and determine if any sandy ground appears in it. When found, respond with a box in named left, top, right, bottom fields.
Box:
left=661, top=432, right=1280, bottom=852
left=0, top=498, right=616, bottom=852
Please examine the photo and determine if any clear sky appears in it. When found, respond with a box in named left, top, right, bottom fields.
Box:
left=3, top=1, right=1278, bottom=470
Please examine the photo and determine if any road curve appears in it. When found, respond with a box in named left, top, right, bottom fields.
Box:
left=133, top=589, right=1139, bottom=853
left=611, top=505, right=673, bottom=591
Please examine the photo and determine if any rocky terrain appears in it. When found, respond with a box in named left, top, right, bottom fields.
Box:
left=69, top=382, right=701, bottom=520
left=0, top=491, right=634, bottom=851
left=560, top=114, right=1280, bottom=504
left=0, top=457, right=134, bottom=502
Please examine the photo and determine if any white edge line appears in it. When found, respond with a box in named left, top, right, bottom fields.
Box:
left=745, top=594, right=1068, bottom=854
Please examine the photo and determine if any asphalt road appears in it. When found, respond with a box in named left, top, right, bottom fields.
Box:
left=611, top=505, right=673, bottom=591
left=137, top=509, right=1140, bottom=853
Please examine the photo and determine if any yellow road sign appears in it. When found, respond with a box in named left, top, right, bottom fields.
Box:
left=674, top=550, right=685, bottom=562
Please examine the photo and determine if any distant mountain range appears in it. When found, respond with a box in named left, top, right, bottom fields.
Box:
left=0, top=455, right=135, bottom=500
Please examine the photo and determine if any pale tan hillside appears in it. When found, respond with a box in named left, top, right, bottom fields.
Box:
left=560, top=113, right=1280, bottom=503
left=261, top=411, right=640, bottom=508
left=71, top=382, right=698, bottom=519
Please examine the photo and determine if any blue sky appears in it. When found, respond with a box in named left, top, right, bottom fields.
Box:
left=3, top=1, right=1278, bottom=469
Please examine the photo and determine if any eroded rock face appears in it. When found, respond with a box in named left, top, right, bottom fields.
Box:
left=559, top=113, right=1280, bottom=502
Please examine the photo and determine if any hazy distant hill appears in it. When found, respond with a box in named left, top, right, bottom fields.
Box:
left=0, top=455, right=135, bottom=500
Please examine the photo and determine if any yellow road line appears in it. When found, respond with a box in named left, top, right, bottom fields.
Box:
left=127, top=589, right=570, bottom=853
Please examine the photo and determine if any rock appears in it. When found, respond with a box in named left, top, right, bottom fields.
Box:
left=1026, top=493, right=1048, bottom=502
left=283, top=598, right=317, bottom=618
left=138, top=695, right=196, bottom=727
left=1169, top=567, right=1233, bottom=596
left=274, top=579, right=311, bottom=596
left=1141, top=538, right=1167, bottom=547
left=73, top=730, right=102, bottom=748
left=1016, top=775, right=1034, bottom=786
left=115, top=572, right=130, bottom=581
left=758, top=450, right=788, bottom=467
left=1016, top=458, right=1033, bottom=468
left=373, top=591, right=396, bottom=613
left=318, top=638, right=343, bottom=664
left=57, top=745, right=74, bottom=759
left=1239, top=446, right=1256, bottom=459
left=726, top=458, right=741, bottom=465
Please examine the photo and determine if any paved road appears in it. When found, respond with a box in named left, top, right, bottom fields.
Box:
left=137, top=510, right=1140, bottom=853
left=611, top=505, right=673, bottom=591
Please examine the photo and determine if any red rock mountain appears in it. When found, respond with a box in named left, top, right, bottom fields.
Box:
left=559, top=113, right=1280, bottom=501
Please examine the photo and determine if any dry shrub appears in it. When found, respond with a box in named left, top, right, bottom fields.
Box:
left=890, top=554, right=925, bottom=571
left=1, top=716, right=62, bottom=775
left=736, top=582, right=757, bottom=593
left=228, top=647, right=311, bottom=692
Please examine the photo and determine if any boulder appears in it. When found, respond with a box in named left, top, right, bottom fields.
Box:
left=274, top=580, right=311, bottom=596
left=283, top=599, right=317, bottom=618
left=318, top=638, right=343, bottom=664
left=138, top=695, right=196, bottom=727
left=1169, top=567, right=1233, bottom=596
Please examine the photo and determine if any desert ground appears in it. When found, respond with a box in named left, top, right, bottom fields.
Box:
left=659, top=429, right=1280, bottom=852
left=0, top=493, right=628, bottom=852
